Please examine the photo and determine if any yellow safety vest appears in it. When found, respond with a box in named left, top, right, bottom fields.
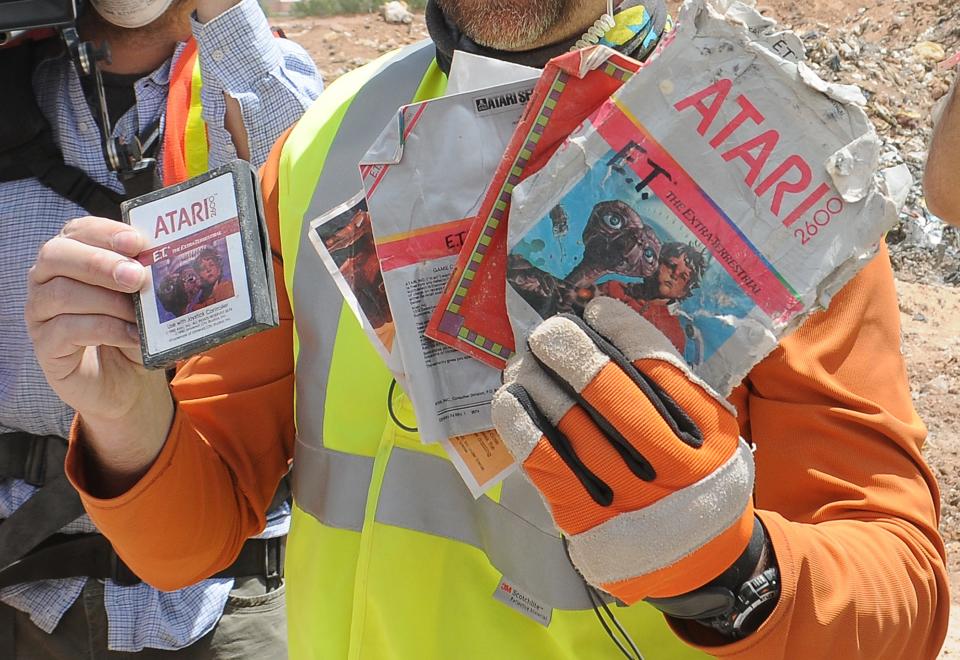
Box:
left=275, top=41, right=710, bottom=660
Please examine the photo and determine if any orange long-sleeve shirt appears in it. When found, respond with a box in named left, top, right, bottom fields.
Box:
left=65, top=142, right=949, bottom=657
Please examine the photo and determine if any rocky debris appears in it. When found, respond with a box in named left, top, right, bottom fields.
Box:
left=915, top=40, right=947, bottom=63
left=925, top=374, right=954, bottom=394
left=274, top=11, right=429, bottom=80
left=762, top=0, right=960, bottom=285
left=380, top=1, right=414, bottom=25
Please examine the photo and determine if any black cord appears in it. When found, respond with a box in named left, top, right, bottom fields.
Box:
left=586, top=585, right=644, bottom=660
left=583, top=581, right=644, bottom=660
left=591, top=585, right=644, bottom=660
left=387, top=379, right=418, bottom=433
left=586, top=585, right=635, bottom=660
left=562, top=537, right=644, bottom=659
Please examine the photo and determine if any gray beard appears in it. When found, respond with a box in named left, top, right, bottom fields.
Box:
left=435, top=0, right=569, bottom=51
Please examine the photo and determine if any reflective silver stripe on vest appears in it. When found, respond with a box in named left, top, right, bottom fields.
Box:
left=296, top=440, right=600, bottom=611
left=291, top=41, right=439, bottom=473
left=290, top=43, right=600, bottom=613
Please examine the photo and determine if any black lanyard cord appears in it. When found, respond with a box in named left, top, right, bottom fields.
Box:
left=387, top=378, right=418, bottom=433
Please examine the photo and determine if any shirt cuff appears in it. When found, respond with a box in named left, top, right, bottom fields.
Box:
left=666, top=510, right=796, bottom=657
left=65, top=409, right=183, bottom=511
left=190, top=0, right=282, bottom=90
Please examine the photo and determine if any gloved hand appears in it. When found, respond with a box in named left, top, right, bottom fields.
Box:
left=491, top=297, right=755, bottom=604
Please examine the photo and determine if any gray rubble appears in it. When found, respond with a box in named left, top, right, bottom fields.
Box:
left=789, top=4, right=959, bottom=285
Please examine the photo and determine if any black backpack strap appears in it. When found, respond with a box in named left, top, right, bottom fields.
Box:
left=0, top=432, right=65, bottom=486
left=21, top=141, right=125, bottom=220
left=0, top=42, right=46, bottom=159
left=0, top=432, right=288, bottom=588
left=0, top=39, right=140, bottom=220
left=0, top=433, right=85, bottom=570
left=0, top=533, right=285, bottom=590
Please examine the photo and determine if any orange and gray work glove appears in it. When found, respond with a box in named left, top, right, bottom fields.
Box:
left=491, top=297, right=756, bottom=604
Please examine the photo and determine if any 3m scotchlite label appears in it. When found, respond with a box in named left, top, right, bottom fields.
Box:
left=493, top=577, right=553, bottom=627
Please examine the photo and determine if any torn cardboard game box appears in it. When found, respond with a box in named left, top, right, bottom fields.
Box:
left=493, top=0, right=905, bottom=395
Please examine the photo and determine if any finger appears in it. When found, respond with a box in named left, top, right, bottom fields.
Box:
left=513, top=352, right=722, bottom=534
left=538, top=311, right=704, bottom=446
left=498, top=350, right=629, bottom=530
left=26, top=277, right=136, bottom=326
left=33, top=314, right=140, bottom=364
left=42, top=344, right=145, bottom=391
left=99, top=344, right=146, bottom=370
left=496, top=374, right=676, bottom=535
left=526, top=315, right=657, bottom=479
left=504, top=346, right=625, bottom=508
left=582, top=296, right=737, bottom=422
left=584, top=296, right=725, bottom=402
left=529, top=307, right=707, bottom=440
left=502, top=347, right=577, bottom=429
left=502, top=346, right=735, bottom=535
left=59, top=216, right=145, bottom=257
left=527, top=310, right=739, bottom=489
left=508, top=343, right=668, bottom=529
left=499, top=350, right=617, bottom=510
left=494, top=383, right=613, bottom=507
left=497, top=349, right=572, bottom=467
left=30, top=234, right=147, bottom=293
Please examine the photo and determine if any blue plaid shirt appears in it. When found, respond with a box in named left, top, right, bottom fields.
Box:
left=0, top=0, right=321, bottom=651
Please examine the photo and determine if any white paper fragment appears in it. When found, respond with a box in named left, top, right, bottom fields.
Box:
left=447, top=52, right=540, bottom=96
left=360, top=76, right=538, bottom=444
left=826, top=133, right=881, bottom=203
left=880, top=164, right=914, bottom=212
left=579, top=45, right=622, bottom=77
left=722, top=1, right=805, bottom=62
left=797, top=62, right=868, bottom=106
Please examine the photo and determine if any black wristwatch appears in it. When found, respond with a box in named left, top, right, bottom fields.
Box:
left=700, top=566, right=780, bottom=638
left=646, top=518, right=781, bottom=639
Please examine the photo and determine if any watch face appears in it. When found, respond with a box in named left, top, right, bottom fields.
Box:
left=731, top=568, right=781, bottom=638
left=649, top=567, right=780, bottom=639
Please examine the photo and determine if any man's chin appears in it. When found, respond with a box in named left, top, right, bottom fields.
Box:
left=437, top=0, right=567, bottom=51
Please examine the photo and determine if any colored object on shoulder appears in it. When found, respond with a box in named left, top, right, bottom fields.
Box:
left=163, top=39, right=208, bottom=186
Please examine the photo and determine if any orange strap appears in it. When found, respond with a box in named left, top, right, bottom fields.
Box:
left=162, top=39, right=205, bottom=187
left=162, top=30, right=288, bottom=185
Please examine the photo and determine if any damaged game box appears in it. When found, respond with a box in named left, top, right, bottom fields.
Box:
left=123, top=160, right=279, bottom=369
left=427, top=47, right=646, bottom=370
left=505, top=0, right=906, bottom=395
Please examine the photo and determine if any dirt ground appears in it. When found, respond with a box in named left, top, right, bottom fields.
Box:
left=272, top=0, right=960, bottom=652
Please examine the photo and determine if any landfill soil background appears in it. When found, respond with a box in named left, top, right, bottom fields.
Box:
left=271, top=0, right=960, bottom=652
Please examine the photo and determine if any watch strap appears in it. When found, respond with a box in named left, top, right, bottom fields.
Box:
left=646, top=516, right=767, bottom=618
left=705, top=567, right=780, bottom=638
left=646, top=517, right=780, bottom=638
